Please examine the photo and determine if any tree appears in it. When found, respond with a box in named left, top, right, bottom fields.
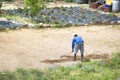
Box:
left=24, top=0, right=45, bottom=17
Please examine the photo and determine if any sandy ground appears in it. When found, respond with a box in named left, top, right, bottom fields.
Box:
left=0, top=25, right=120, bottom=71
left=0, top=1, right=120, bottom=71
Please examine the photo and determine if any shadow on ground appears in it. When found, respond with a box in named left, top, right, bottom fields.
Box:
left=41, top=54, right=109, bottom=64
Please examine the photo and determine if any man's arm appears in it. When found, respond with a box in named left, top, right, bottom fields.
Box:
left=72, top=39, right=75, bottom=52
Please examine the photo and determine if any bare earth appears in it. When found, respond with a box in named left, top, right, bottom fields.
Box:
left=0, top=26, right=120, bottom=71
left=0, top=1, right=120, bottom=71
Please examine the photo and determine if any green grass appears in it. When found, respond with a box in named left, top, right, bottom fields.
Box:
left=0, top=13, right=31, bottom=24
left=0, top=26, right=6, bottom=31
left=0, top=52, right=120, bottom=80
left=116, top=25, right=120, bottom=29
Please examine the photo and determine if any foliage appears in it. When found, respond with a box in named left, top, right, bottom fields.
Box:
left=34, top=24, right=43, bottom=29
left=103, top=52, right=120, bottom=69
left=1, top=13, right=31, bottom=23
left=0, top=52, right=120, bottom=80
left=64, top=0, right=75, bottom=2
left=15, top=68, right=47, bottom=80
left=115, top=25, right=120, bottom=29
left=24, top=0, right=45, bottom=17
left=0, top=26, right=6, bottom=31
left=0, top=71, right=16, bottom=80
left=46, top=0, right=53, bottom=2
left=50, top=22, right=64, bottom=28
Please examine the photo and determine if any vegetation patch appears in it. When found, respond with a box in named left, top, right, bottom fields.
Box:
left=0, top=52, right=120, bottom=80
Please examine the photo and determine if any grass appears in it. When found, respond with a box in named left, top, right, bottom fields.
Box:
left=0, top=13, right=31, bottom=24
left=0, top=26, right=6, bottom=31
left=0, top=52, right=120, bottom=80
left=116, top=25, right=120, bottom=29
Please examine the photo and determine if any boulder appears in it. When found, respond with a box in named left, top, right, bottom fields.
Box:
left=39, top=23, right=51, bottom=28
left=0, top=18, right=28, bottom=29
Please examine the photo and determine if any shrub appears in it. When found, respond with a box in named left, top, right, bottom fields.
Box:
left=110, top=52, right=120, bottom=68
left=0, top=26, right=6, bottom=31
left=0, top=71, right=16, bottom=80
left=46, top=0, right=53, bottom=2
left=34, top=24, right=42, bottom=29
left=50, top=22, right=64, bottom=28
left=64, top=0, right=75, bottom=2
left=24, top=0, right=45, bottom=17
left=102, top=52, right=120, bottom=69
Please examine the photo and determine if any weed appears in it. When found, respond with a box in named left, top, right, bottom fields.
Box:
left=0, top=26, right=6, bottom=31
left=0, top=52, right=120, bottom=80
left=102, top=52, right=120, bottom=69
left=60, top=67, right=70, bottom=76
left=0, top=71, right=16, bottom=80
left=46, top=0, right=53, bottom=2
left=50, top=22, right=64, bottom=28
left=108, top=12, right=116, bottom=17
left=64, top=0, right=75, bottom=2
left=34, top=24, right=42, bottom=29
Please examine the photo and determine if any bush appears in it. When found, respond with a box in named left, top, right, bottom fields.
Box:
left=64, top=0, right=75, bottom=2
left=46, top=0, right=53, bottom=2
left=50, top=22, right=64, bottom=28
left=110, top=52, right=120, bottom=68
left=0, top=71, right=16, bottom=80
left=102, top=52, right=120, bottom=69
left=0, top=26, right=6, bottom=31
left=24, top=0, right=45, bottom=17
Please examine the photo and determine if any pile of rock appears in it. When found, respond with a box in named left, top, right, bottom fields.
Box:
left=0, top=18, right=27, bottom=29
left=32, top=7, right=120, bottom=25
left=1, top=6, right=120, bottom=29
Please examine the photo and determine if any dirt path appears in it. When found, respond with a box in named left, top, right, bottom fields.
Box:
left=0, top=25, right=120, bottom=71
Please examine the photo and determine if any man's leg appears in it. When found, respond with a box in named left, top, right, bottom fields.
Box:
left=80, top=43, right=84, bottom=61
left=74, top=44, right=79, bottom=61
left=74, top=54, right=76, bottom=61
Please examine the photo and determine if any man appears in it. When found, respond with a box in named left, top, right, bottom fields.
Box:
left=72, top=34, right=84, bottom=61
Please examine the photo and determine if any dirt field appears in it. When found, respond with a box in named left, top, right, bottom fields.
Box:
left=0, top=26, right=120, bottom=71
left=0, top=1, right=120, bottom=71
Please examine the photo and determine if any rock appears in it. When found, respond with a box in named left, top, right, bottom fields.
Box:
left=44, top=24, right=51, bottom=28
left=5, top=7, right=120, bottom=26
left=0, top=21, right=14, bottom=28
left=39, top=23, right=43, bottom=26
left=0, top=18, right=7, bottom=21
left=84, top=24, right=88, bottom=26
left=102, top=19, right=111, bottom=24
left=111, top=21, right=117, bottom=25
left=0, top=18, right=28, bottom=29
left=39, top=23, right=51, bottom=28
left=28, top=23, right=35, bottom=28
left=117, top=20, right=120, bottom=24
left=9, top=20, right=28, bottom=28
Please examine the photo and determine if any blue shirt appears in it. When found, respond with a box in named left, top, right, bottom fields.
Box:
left=72, top=36, right=84, bottom=49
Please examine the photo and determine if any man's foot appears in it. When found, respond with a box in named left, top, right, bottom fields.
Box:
left=73, top=54, right=76, bottom=61
left=81, top=54, right=84, bottom=61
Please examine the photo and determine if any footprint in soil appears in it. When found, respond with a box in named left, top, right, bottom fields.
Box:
left=41, top=54, right=109, bottom=64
